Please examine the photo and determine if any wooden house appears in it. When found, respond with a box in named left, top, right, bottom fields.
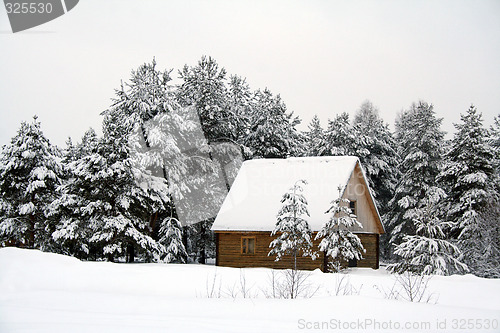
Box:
left=211, top=156, right=385, bottom=271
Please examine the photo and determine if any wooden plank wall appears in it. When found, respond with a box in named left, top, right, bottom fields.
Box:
left=216, top=232, right=379, bottom=271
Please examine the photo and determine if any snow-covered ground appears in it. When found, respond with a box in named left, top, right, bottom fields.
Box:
left=0, top=248, right=498, bottom=333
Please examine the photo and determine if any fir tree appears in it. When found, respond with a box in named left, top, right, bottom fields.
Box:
left=489, top=115, right=500, bottom=177
left=105, top=59, right=221, bottom=262
left=0, top=116, right=63, bottom=249
left=158, top=217, right=188, bottom=263
left=315, top=187, right=365, bottom=272
left=177, top=55, right=236, bottom=142
left=303, top=115, right=328, bottom=156
left=438, top=105, right=498, bottom=276
left=50, top=114, right=164, bottom=261
left=353, top=101, right=399, bottom=214
left=228, top=75, right=252, bottom=148
left=269, top=180, right=316, bottom=270
left=177, top=57, right=247, bottom=262
left=388, top=188, right=468, bottom=275
left=325, top=112, right=370, bottom=157
left=245, top=88, right=302, bottom=158
left=103, top=59, right=179, bottom=244
left=384, top=101, right=446, bottom=256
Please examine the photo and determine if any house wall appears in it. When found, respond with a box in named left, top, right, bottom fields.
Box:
left=343, top=163, right=383, bottom=234
left=215, top=232, right=379, bottom=271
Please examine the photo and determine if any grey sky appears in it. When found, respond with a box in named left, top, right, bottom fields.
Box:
left=1, top=0, right=499, bottom=147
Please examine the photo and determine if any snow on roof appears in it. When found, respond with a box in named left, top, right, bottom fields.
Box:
left=211, top=156, right=362, bottom=232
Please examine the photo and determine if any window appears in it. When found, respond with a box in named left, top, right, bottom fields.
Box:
left=241, top=237, right=255, bottom=254
left=349, top=200, right=357, bottom=216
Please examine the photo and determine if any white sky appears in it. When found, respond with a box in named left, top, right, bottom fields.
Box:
left=0, top=0, right=499, bottom=147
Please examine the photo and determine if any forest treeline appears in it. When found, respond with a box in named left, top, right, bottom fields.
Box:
left=0, top=56, right=498, bottom=277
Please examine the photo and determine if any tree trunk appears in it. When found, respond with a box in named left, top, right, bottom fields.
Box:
left=127, top=243, right=135, bottom=263
left=182, top=226, right=189, bottom=261
left=199, top=222, right=206, bottom=264
left=150, top=212, right=158, bottom=238
left=28, top=214, right=35, bottom=248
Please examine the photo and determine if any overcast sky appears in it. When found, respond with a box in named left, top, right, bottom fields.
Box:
left=0, top=0, right=499, bottom=148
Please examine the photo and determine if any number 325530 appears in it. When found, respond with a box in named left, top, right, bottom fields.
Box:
left=5, top=2, right=53, bottom=14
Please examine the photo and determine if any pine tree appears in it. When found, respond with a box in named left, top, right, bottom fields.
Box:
left=245, top=88, right=302, bottom=158
left=303, top=115, right=328, bottom=156
left=353, top=101, right=399, bottom=214
left=315, top=187, right=365, bottom=272
left=438, top=105, right=498, bottom=276
left=158, top=217, right=188, bottom=263
left=177, top=57, right=248, bottom=263
left=384, top=102, right=446, bottom=257
left=325, top=109, right=397, bottom=209
left=105, top=59, right=221, bottom=262
left=228, top=75, right=252, bottom=148
left=0, top=116, right=63, bottom=249
left=177, top=55, right=235, bottom=142
left=269, top=180, right=316, bottom=270
left=388, top=188, right=468, bottom=275
left=325, top=112, right=370, bottom=157
left=50, top=114, right=164, bottom=261
left=489, top=115, right=500, bottom=176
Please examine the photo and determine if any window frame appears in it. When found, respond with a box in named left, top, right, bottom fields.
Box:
left=349, top=200, right=357, bottom=216
left=241, top=236, right=256, bottom=255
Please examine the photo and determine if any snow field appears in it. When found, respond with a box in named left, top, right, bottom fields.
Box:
left=0, top=248, right=499, bottom=332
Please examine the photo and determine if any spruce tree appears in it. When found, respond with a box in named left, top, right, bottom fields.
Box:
left=384, top=102, right=446, bottom=257
left=353, top=101, right=399, bottom=214
left=245, top=88, right=302, bottom=158
left=489, top=115, right=500, bottom=177
left=177, top=57, right=246, bottom=262
left=269, top=180, right=316, bottom=270
left=104, top=59, right=179, bottom=245
left=177, top=55, right=236, bottom=142
left=50, top=113, right=164, bottom=261
left=325, top=112, right=370, bottom=157
left=228, top=75, right=252, bottom=149
left=158, top=217, right=188, bottom=263
left=315, top=187, right=365, bottom=272
left=0, top=116, right=63, bottom=249
left=388, top=188, right=468, bottom=275
left=438, top=105, right=498, bottom=276
left=303, top=115, right=328, bottom=157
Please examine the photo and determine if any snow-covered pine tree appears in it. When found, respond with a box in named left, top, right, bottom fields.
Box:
left=323, top=106, right=398, bottom=215
left=353, top=101, right=399, bottom=214
left=245, top=88, right=302, bottom=158
left=177, top=56, right=236, bottom=142
left=177, top=57, right=247, bottom=262
left=315, top=187, right=365, bottom=272
left=0, top=116, right=63, bottom=249
left=438, top=105, right=498, bottom=276
left=158, top=217, right=188, bottom=263
left=384, top=102, right=446, bottom=258
left=303, top=115, right=328, bottom=157
left=269, top=180, right=316, bottom=270
left=228, top=75, right=252, bottom=149
left=388, top=187, right=468, bottom=275
left=105, top=59, right=208, bottom=261
left=50, top=113, right=164, bottom=261
left=489, top=115, right=500, bottom=178
left=325, top=112, right=370, bottom=158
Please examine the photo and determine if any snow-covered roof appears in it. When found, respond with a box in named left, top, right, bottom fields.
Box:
left=212, top=156, right=379, bottom=232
